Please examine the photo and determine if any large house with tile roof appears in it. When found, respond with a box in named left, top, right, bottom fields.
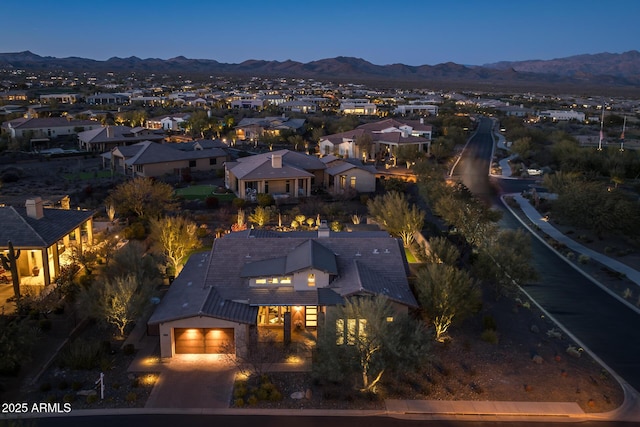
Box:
left=0, top=197, right=94, bottom=295
left=147, top=225, right=416, bottom=358
left=1, top=117, right=99, bottom=141
left=225, top=149, right=325, bottom=201
left=77, top=125, right=165, bottom=152
left=102, top=140, right=228, bottom=178
left=234, top=116, right=306, bottom=141
left=318, top=118, right=432, bottom=161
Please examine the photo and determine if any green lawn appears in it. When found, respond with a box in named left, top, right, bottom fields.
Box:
left=404, top=247, right=419, bottom=263
left=175, top=185, right=235, bottom=201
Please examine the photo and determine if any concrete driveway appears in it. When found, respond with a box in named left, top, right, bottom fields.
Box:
left=144, top=356, right=237, bottom=409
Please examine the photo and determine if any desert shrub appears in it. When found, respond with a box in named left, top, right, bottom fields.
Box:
left=256, top=387, right=269, bottom=401
left=482, top=315, right=497, bottom=331
left=71, top=381, right=83, bottom=391
left=578, top=254, right=590, bottom=264
left=57, top=380, right=69, bottom=390
left=269, top=390, right=283, bottom=401
left=566, top=251, right=575, bottom=260
left=86, top=394, right=98, bottom=404
left=126, top=392, right=137, bottom=402
left=123, top=221, right=147, bottom=240
left=247, top=395, right=258, bottom=405
left=257, top=193, right=274, bottom=207
left=59, top=338, right=104, bottom=370
left=234, top=398, right=245, bottom=407
left=481, top=329, right=499, bottom=344
left=131, top=377, right=140, bottom=388
left=330, top=221, right=343, bottom=232
left=232, top=198, right=246, bottom=209
left=63, top=394, right=74, bottom=403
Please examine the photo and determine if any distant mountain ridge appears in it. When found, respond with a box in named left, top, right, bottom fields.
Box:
left=1, top=50, right=639, bottom=90
left=483, top=50, right=640, bottom=79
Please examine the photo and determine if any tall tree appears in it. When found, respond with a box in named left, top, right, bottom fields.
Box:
left=106, top=177, right=178, bottom=220
left=314, top=296, right=430, bottom=393
left=80, top=274, right=153, bottom=338
left=150, top=216, right=201, bottom=275
left=414, top=263, right=480, bottom=341
left=474, top=229, right=538, bottom=298
left=367, top=191, right=425, bottom=247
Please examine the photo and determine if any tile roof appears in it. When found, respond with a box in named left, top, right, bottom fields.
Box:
left=0, top=206, right=94, bottom=248
left=112, top=141, right=227, bottom=166
left=227, top=149, right=323, bottom=180
left=7, top=117, right=96, bottom=129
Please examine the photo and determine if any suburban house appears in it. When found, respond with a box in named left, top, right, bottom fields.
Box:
left=0, top=197, right=94, bottom=293
left=102, top=140, right=228, bottom=178
left=320, top=155, right=377, bottom=193
left=339, top=99, right=377, bottom=115
left=86, top=93, right=130, bottom=105
left=225, top=149, right=325, bottom=201
left=146, top=113, right=191, bottom=131
left=318, top=118, right=432, bottom=161
left=279, top=100, right=317, bottom=114
left=147, top=226, right=416, bottom=358
left=1, top=117, right=99, bottom=141
left=234, top=116, right=306, bottom=141
left=77, top=125, right=165, bottom=152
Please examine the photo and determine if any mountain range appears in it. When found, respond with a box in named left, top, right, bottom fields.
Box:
left=1, top=50, right=639, bottom=93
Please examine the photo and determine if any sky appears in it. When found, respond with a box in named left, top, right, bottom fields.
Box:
left=3, top=0, right=639, bottom=66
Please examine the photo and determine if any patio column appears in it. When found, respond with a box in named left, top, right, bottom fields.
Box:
left=42, top=247, right=51, bottom=286
left=86, top=218, right=94, bottom=246
left=73, top=227, right=82, bottom=253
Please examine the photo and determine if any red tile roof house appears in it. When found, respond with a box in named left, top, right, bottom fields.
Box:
left=0, top=197, right=94, bottom=305
left=147, top=225, right=416, bottom=359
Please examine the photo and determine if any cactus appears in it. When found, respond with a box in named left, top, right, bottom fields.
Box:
left=0, top=240, right=21, bottom=299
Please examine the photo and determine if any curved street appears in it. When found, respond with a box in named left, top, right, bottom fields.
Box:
left=451, top=117, right=640, bottom=394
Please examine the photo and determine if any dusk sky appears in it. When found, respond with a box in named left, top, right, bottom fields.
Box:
left=3, top=0, right=639, bottom=66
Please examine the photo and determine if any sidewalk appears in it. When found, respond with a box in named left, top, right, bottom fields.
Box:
left=510, top=192, right=640, bottom=288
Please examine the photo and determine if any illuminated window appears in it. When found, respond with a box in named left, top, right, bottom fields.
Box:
left=350, top=176, right=356, bottom=188
left=256, top=278, right=267, bottom=284
left=280, top=277, right=292, bottom=284
left=347, top=319, right=356, bottom=345
left=336, top=319, right=344, bottom=345
left=307, top=273, right=315, bottom=286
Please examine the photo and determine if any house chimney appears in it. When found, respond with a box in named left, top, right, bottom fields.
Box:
left=420, top=117, right=424, bottom=124
left=271, top=154, right=282, bottom=168
left=106, top=125, right=113, bottom=138
left=317, top=220, right=330, bottom=238
left=25, top=197, right=44, bottom=220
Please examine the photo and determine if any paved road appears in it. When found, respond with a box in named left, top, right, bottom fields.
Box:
left=452, top=117, right=640, bottom=393
left=23, top=413, right=639, bottom=427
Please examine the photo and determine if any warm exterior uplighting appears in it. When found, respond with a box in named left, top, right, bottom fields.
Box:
left=285, top=355, right=303, bottom=364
